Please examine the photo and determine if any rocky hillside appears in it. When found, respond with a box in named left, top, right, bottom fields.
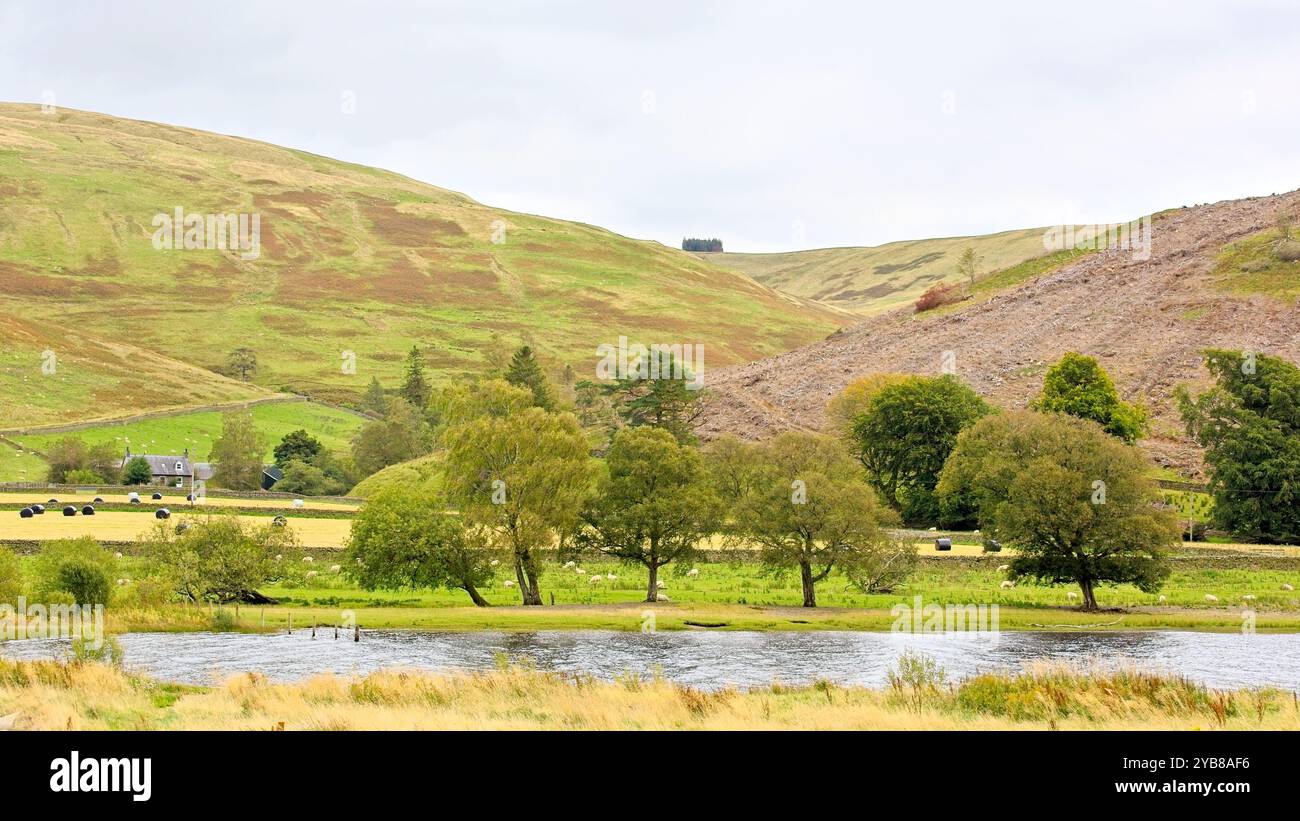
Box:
left=697, top=191, right=1300, bottom=474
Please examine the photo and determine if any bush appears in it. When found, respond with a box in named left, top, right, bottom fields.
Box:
left=1275, top=239, right=1300, bottom=262
left=68, top=636, right=124, bottom=668
left=0, top=547, right=23, bottom=604
left=914, top=281, right=964, bottom=313
left=55, top=560, right=111, bottom=606
left=30, top=537, right=118, bottom=605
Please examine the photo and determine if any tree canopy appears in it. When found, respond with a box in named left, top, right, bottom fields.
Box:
left=1031, top=352, right=1147, bottom=443
left=504, top=346, right=557, bottom=411
left=1178, top=349, right=1300, bottom=544
left=849, top=374, right=991, bottom=524
left=937, top=411, right=1177, bottom=609
left=576, top=427, right=723, bottom=601
left=211, top=411, right=267, bottom=490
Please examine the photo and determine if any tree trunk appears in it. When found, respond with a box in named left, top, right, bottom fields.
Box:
left=513, top=553, right=542, bottom=606
left=800, top=559, right=817, bottom=608
left=524, top=566, right=543, bottom=606
left=1079, top=578, right=1097, bottom=611
left=464, top=584, right=489, bottom=607
left=645, top=562, right=659, bottom=603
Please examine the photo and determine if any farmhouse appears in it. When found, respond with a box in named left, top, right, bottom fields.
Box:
left=119, top=447, right=214, bottom=487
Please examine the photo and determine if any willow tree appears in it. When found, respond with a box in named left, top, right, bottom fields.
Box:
left=443, top=406, right=594, bottom=605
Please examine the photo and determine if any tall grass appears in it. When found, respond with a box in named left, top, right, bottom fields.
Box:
left=1, top=657, right=1295, bottom=731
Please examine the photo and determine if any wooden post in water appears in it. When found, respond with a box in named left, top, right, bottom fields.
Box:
left=334, top=625, right=339, bottom=640
left=311, top=623, right=316, bottom=639
left=288, top=612, right=292, bottom=634
left=354, top=623, right=360, bottom=642
left=260, top=609, right=265, bottom=628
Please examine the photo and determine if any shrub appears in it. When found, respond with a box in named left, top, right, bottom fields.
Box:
left=55, top=561, right=111, bottom=606
left=1275, top=239, right=1300, bottom=262
left=30, top=537, right=118, bottom=604
left=914, top=281, right=964, bottom=313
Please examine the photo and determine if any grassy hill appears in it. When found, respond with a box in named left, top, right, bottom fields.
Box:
left=699, top=227, right=1054, bottom=314
left=0, top=104, right=847, bottom=425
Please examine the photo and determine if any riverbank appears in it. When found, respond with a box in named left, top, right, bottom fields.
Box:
left=1, top=656, right=1295, bottom=730
left=106, top=601, right=1300, bottom=634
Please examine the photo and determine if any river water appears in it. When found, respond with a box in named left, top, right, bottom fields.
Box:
left=4, top=629, right=1299, bottom=690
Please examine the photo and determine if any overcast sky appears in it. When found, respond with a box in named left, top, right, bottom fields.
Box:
left=2, top=0, right=1298, bottom=252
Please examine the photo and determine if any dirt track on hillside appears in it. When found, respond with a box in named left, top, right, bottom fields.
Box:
left=697, top=191, right=1300, bottom=474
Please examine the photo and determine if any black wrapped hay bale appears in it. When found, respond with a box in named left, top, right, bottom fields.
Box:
left=983, top=538, right=1002, bottom=553
left=19, top=507, right=33, bottom=518
left=155, top=508, right=171, bottom=519
left=62, top=505, right=77, bottom=516
left=82, top=505, right=96, bottom=516
left=935, top=537, right=952, bottom=551
left=272, top=515, right=288, bottom=527
left=31, top=504, right=45, bottom=515
left=151, top=492, right=163, bottom=500
left=93, top=496, right=104, bottom=503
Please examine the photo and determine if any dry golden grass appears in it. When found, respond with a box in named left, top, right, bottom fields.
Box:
left=2, top=658, right=1296, bottom=731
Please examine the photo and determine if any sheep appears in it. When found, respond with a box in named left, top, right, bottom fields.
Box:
left=656, top=580, right=667, bottom=589
left=563, top=561, right=576, bottom=569
left=996, top=564, right=1010, bottom=572
left=490, top=559, right=500, bottom=567
left=686, top=568, right=700, bottom=578
left=303, top=556, right=314, bottom=563
left=116, top=578, right=128, bottom=586
left=1283, top=583, right=1295, bottom=592
left=1158, top=595, right=1167, bottom=603
left=656, top=594, right=671, bottom=602
left=605, top=572, right=616, bottom=581
left=1067, top=591, right=1077, bottom=602
left=503, top=580, right=516, bottom=588
left=306, top=571, right=318, bottom=579
left=1242, top=594, right=1257, bottom=601
left=1205, top=594, right=1219, bottom=603
left=274, top=554, right=283, bottom=561
left=114, top=552, right=123, bottom=559
left=329, top=564, right=342, bottom=573
left=575, top=567, right=584, bottom=574
left=999, top=580, right=1015, bottom=589
left=589, top=575, right=603, bottom=584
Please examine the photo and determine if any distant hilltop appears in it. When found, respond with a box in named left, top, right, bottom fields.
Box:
left=682, top=237, right=724, bottom=253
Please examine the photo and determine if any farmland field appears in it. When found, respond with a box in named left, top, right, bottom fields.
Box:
left=0, top=399, right=367, bottom=482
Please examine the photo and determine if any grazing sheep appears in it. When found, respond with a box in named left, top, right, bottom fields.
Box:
left=606, top=572, right=616, bottom=581
left=563, top=561, right=576, bottom=569
left=503, top=580, right=516, bottom=588
left=656, top=594, right=671, bottom=602
left=1283, top=584, right=1295, bottom=592
left=1158, top=595, right=1167, bottom=603
left=1242, top=594, right=1256, bottom=601
left=996, top=564, right=1010, bottom=572
left=306, top=571, right=318, bottom=579
left=1067, top=591, right=1077, bottom=602
left=329, top=564, right=342, bottom=573
left=1205, top=594, right=1219, bottom=603
left=114, top=552, right=123, bottom=559
left=999, top=580, right=1015, bottom=589
left=656, top=580, right=667, bottom=589
left=274, top=554, right=283, bottom=561
left=590, top=575, right=603, bottom=584
left=686, top=568, right=700, bottom=578
left=116, top=578, right=128, bottom=586
left=490, top=559, right=500, bottom=567
left=303, top=556, right=314, bottom=563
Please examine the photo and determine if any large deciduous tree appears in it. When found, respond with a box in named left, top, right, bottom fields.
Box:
left=1177, top=349, right=1300, bottom=544
left=211, top=411, right=267, bottom=490
left=443, top=406, right=594, bottom=605
left=732, top=432, right=901, bottom=607
left=1031, top=351, right=1147, bottom=443
left=850, top=374, right=991, bottom=525
left=937, top=411, right=1178, bottom=609
left=346, top=487, right=495, bottom=607
left=576, top=427, right=723, bottom=602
